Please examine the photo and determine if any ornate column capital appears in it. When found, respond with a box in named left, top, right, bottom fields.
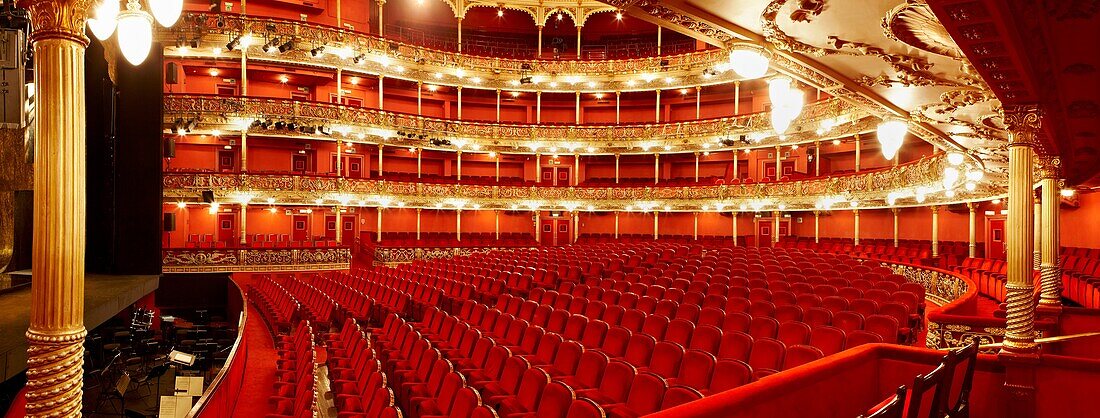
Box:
left=1035, top=154, right=1061, bottom=180
left=930, top=205, right=940, bottom=214
left=1002, top=104, right=1042, bottom=147
left=22, top=0, right=91, bottom=45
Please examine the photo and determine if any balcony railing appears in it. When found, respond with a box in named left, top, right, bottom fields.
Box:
left=162, top=154, right=949, bottom=210
left=162, top=246, right=352, bottom=273
left=164, top=94, right=870, bottom=153
left=164, top=12, right=746, bottom=93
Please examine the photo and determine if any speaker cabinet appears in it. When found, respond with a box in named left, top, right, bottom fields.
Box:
left=165, top=62, right=179, bottom=84
left=163, top=212, right=176, bottom=231
left=164, top=136, right=175, bottom=158
left=201, top=190, right=215, bottom=203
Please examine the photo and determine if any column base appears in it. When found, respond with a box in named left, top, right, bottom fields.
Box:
left=998, top=351, right=1040, bottom=418
left=24, top=328, right=87, bottom=418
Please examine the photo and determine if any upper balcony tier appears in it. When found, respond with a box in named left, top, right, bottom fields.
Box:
left=165, top=94, right=882, bottom=155
left=161, top=153, right=997, bottom=211
left=162, top=12, right=764, bottom=94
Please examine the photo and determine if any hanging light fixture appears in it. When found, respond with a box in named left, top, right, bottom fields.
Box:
left=88, top=0, right=119, bottom=41
left=947, top=152, right=965, bottom=165
left=88, top=0, right=182, bottom=66
left=943, top=166, right=960, bottom=189
left=876, top=119, right=907, bottom=160
left=147, top=0, right=183, bottom=26
left=768, top=76, right=803, bottom=135
left=116, top=0, right=153, bottom=65
left=728, top=46, right=770, bottom=79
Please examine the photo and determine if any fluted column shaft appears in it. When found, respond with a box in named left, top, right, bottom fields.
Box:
left=1002, top=106, right=1040, bottom=353
left=968, top=203, right=977, bottom=258
left=24, top=0, right=90, bottom=415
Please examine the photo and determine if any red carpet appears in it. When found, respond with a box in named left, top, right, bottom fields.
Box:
left=231, top=295, right=277, bottom=416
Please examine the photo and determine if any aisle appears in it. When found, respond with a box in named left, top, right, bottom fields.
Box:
left=230, top=301, right=277, bottom=416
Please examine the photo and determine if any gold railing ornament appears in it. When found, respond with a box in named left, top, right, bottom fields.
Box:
left=21, top=0, right=92, bottom=415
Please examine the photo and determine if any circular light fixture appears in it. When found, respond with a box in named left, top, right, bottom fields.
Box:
left=947, top=152, right=965, bottom=165
left=116, top=1, right=154, bottom=65
left=965, top=170, right=984, bottom=181
left=768, top=76, right=804, bottom=135
left=876, top=119, right=907, bottom=160
left=88, top=0, right=119, bottom=41
left=148, top=0, right=183, bottom=27
left=965, top=182, right=978, bottom=191
left=943, top=166, right=960, bottom=189
left=728, top=47, right=770, bottom=79
left=945, top=190, right=956, bottom=198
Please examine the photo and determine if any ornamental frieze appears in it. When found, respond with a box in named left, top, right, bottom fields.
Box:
left=162, top=248, right=352, bottom=273
left=161, top=154, right=983, bottom=210
left=163, top=94, right=874, bottom=152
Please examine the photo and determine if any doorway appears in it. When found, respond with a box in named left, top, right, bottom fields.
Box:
left=292, top=214, right=310, bottom=242
left=986, top=217, right=1006, bottom=259
left=217, top=213, right=237, bottom=244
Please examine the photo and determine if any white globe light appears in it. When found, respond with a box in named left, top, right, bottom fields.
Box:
left=966, top=170, right=984, bottom=181
left=947, top=152, right=965, bottom=165
left=116, top=8, right=153, bottom=65
left=943, top=166, right=960, bottom=189
left=877, top=119, right=907, bottom=160
left=88, top=0, right=119, bottom=41
left=148, top=0, right=183, bottom=27
left=965, top=182, right=978, bottom=191
left=768, top=77, right=803, bottom=135
left=945, top=190, right=956, bottom=198
left=728, top=49, right=770, bottom=79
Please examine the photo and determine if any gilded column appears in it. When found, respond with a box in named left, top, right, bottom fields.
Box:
left=572, top=212, right=579, bottom=243
left=456, top=209, right=462, bottom=242
left=493, top=210, right=499, bottom=240
left=456, top=151, right=462, bottom=180
left=24, top=0, right=90, bottom=414
left=614, top=211, right=619, bottom=239
left=1002, top=105, right=1040, bottom=353
left=853, top=208, right=860, bottom=246
left=772, top=210, right=780, bottom=244
left=376, top=207, right=383, bottom=242
left=334, top=206, right=342, bottom=243
left=240, top=204, right=248, bottom=246
left=415, top=208, right=421, bottom=240
left=377, top=144, right=384, bottom=176
left=968, top=202, right=977, bottom=258
left=931, top=205, right=940, bottom=258
left=1033, top=196, right=1042, bottom=269
left=693, top=212, right=698, bottom=241
left=891, top=207, right=899, bottom=248
left=732, top=212, right=739, bottom=247
left=854, top=134, right=861, bottom=172
left=653, top=153, right=660, bottom=184
left=653, top=211, right=659, bottom=240
left=1037, top=155, right=1062, bottom=306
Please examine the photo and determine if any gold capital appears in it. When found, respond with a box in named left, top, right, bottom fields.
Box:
left=1035, top=154, right=1061, bottom=180
left=1002, top=105, right=1042, bottom=147
left=22, top=0, right=91, bottom=44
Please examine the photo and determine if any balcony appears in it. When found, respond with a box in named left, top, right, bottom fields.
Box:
left=161, top=246, right=352, bottom=273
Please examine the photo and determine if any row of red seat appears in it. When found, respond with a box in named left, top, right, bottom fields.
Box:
left=250, top=277, right=301, bottom=332
left=324, top=320, right=404, bottom=418
left=268, top=321, right=318, bottom=418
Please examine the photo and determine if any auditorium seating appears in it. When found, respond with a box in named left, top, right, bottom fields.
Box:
left=244, top=242, right=937, bottom=417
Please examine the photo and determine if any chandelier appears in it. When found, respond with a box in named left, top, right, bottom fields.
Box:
left=728, top=46, right=770, bottom=79
left=88, top=0, right=183, bottom=65
left=876, top=119, right=908, bottom=160
left=768, top=76, right=804, bottom=135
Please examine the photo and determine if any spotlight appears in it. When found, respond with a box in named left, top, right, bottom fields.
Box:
left=262, top=37, right=280, bottom=53
left=274, top=121, right=286, bottom=130
left=497, top=8, right=504, bottom=17
left=287, top=122, right=299, bottom=131
left=310, top=45, right=325, bottom=57
left=278, top=39, right=295, bottom=53
left=353, top=54, right=366, bottom=64
left=225, top=34, right=241, bottom=51
left=520, top=76, right=533, bottom=84
left=615, top=11, right=623, bottom=20
left=260, top=119, right=273, bottom=129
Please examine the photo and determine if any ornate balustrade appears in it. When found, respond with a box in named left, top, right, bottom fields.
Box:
left=164, top=12, right=749, bottom=93
left=162, top=247, right=352, bottom=273
left=164, top=94, right=867, bottom=153
left=881, top=261, right=1006, bottom=351
left=163, top=155, right=951, bottom=210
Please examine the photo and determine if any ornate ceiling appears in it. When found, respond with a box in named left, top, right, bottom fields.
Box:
left=606, top=0, right=1011, bottom=182
left=925, top=0, right=1100, bottom=187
